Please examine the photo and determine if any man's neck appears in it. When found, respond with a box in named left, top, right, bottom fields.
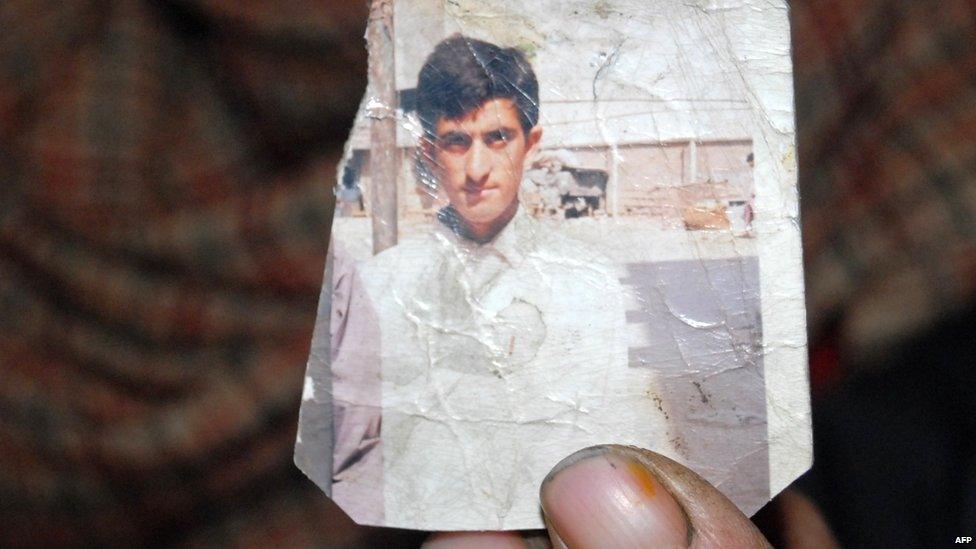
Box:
left=439, top=202, right=519, bottom=244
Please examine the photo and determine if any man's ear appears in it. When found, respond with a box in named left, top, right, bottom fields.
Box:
left=420, top=136, right=441, bottom=173
left=525, top=125, right=543, bottom=160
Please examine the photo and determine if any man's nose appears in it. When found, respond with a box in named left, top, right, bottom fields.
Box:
left=465, top=140, right=491, bottom=184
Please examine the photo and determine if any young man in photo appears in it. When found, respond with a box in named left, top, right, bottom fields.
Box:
left=329, top=34, right=671, bottom=529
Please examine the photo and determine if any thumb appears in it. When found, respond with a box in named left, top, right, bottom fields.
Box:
left=540, top=445, right=769, bottom=548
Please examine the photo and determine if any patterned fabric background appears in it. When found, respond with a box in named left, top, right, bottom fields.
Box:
left=793, top=0, right=976, bottom=366
left=1, top=0, right=974, bottom=545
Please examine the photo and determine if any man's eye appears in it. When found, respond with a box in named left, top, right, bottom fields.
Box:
left=485, top=130, right=513, bottom=147
left=439, top=134, right=471, bottom=151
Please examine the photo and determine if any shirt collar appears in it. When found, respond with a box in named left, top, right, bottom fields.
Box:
left=434, top=204, right=535, bottom=267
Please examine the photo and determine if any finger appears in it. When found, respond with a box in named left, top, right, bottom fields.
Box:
left=540, top=445, right=769, bottom=548
left=769, top=489, right=839, bottom=548
left=422, top=531, right=530, bottom=548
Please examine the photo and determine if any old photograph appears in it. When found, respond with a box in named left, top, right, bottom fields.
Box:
left=296, top=0, right=807, bottom=532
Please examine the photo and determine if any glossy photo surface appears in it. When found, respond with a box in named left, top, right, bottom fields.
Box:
left=295, top=0, right=808, bottom=531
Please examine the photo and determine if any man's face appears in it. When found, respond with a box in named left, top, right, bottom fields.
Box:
left=425, top=98, right=542, bottom=235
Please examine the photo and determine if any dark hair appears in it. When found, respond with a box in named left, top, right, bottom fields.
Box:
left=415, top=34, right=539, bottom=137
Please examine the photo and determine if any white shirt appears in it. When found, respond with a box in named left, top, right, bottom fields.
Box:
left=331, top=207, right=671, bottom=530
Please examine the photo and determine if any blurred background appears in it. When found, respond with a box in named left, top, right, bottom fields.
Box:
left=1, top=1, right=974, bottom=546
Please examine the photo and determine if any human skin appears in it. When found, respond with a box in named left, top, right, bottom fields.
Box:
left=422, top=98, right=542, bottom=242
left=423, top=446, right=838, bottom=548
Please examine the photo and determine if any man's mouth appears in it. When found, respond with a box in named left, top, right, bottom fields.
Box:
left=463, top=185, right=496, bottom=199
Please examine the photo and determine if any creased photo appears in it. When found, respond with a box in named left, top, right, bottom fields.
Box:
left=296, top=0, right=808, bottom=531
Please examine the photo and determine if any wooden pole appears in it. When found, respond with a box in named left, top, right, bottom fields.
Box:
left=367, top=0, right=398, bottom=255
